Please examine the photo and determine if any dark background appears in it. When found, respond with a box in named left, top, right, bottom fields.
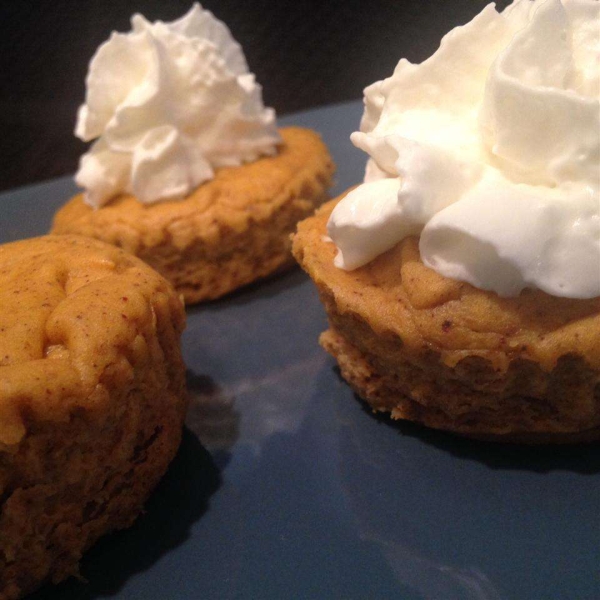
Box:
left=0, top=0, right=509, bottom=192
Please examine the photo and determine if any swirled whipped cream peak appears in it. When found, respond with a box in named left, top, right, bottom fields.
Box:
left=75, top=3, right=281, bottom=207
left=328, top=0, right=600, bottom=299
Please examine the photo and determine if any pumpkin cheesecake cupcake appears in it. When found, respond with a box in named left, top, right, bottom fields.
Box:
left=0, top=235, right=187, bottom=598
left=52, top=4, right=334, bottom=303
left=293, top=0, right=600, bottom=442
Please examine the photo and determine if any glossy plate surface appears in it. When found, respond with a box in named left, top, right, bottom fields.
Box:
left=2, top=102, right=599, bottom=600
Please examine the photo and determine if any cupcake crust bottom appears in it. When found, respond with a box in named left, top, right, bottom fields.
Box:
left=321, top=327, right=600, bottom=444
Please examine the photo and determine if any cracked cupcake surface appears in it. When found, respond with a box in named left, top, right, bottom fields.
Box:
left=292, top=197, right=600, bottom=443
left=53, top=127, right=334, bottom=303
left=0, top=235, right=187, bottom=598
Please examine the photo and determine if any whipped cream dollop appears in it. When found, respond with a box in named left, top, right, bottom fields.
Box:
left=75, top=3, right=281, bottom=207
left=328, top=0, right=600, bottom=298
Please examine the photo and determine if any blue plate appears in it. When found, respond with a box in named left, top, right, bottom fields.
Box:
left=2, top=102, right=599, bottom=600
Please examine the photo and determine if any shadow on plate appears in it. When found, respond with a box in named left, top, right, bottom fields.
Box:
left=30, top=427, right=220, bottom=600
left=326, top=362, right=600, bottom=600
left=337, top=370, right=600, bottom=474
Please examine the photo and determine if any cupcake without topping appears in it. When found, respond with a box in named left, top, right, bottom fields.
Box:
left=0, top=235, right=187, bottom=598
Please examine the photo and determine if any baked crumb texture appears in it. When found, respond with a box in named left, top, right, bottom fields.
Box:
left=0, top=235, right=187, bottom=599
left=52, top=127, right=335, bottom=304
left=292, top=197, right=600, bottom=444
